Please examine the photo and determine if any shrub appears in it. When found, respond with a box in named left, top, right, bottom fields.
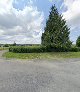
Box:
left=9, top=46, right=71, bottom=53
left=9, top=46, right=48, bottom=53
left=70, top=47, right=80, bottom=52
left=3, top=44, right=9, bottom=47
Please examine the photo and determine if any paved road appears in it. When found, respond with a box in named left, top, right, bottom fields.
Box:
left=0, top=51, right=80, bottom=92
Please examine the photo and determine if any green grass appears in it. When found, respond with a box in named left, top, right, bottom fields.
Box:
left=3, top=52, right=80, bottom=60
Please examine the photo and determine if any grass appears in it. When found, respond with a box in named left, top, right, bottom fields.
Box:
left=3, top=52, right=80, bottom=60
left=0, top=47, right=9, bottom=51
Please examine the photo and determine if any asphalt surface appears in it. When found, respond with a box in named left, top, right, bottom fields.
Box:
left=0, top=51, right=80, bottom=92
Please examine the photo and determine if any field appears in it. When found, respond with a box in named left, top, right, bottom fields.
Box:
left=3, top=52, right=80, bottom=60
left=0, top=47, right=9, bottom=51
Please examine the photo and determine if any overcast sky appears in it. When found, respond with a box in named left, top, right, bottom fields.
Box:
left=0, top=0, right=80, bottom=44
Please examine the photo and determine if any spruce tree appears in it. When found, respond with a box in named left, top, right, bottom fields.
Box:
left=41, top=5, right=72, bottom=51
left=76, top=36, right=80, bottom=47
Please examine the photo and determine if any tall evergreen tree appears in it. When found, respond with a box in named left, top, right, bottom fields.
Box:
left=41, top=5, right=72, bottom=50
left=76, top=36, right=80, bottom=47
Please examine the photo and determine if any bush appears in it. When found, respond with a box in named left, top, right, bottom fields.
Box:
left=3, top=44, right=9, bottom=47
left=9, top=46, right=48, bottom=53
left=9, top=46, right=71, bottom=53
left=70, top=47, right=80, bottom=52
left=9, top=45, right=80, bottom=53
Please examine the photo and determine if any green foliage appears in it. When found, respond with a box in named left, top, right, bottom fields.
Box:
left=3, top=44, right=9, bottom=47
left=41, top=5, right=72, bottom=50
left=9, top=45, right=80, bottom=53
left=9, top=46, right=67, bottom=53
left=70, top=47, right=80, bottom=52
left=76, top=36, right=80, bottom=47
left=12, top=42, right=16, bottom=46
left=9, top=46, right=48, bottom=53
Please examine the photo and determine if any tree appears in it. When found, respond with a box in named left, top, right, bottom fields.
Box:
left=13, top=41, right=16, bottom=46
left=41, top=5, right=72, bottom=51
left=3, top=44, right=9, bottom=47
left=76, top=36, right=80, bottom=47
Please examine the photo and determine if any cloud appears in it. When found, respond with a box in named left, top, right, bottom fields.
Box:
left=62, top=0, right=80, bottom=43
left=49, top=0, right=53, bottom=2
left=0, top=0, right=44, bottom=44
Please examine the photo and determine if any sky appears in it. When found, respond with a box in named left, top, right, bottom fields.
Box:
left=0, top=0, right=80, bottom=44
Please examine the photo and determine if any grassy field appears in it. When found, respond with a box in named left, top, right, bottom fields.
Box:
left=0, top=47, right=9, bottom=51
left=3, top=52, right=80, bottom=60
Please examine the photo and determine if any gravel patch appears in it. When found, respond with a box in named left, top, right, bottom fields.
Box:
left=0, top=51, right=80, bottom=92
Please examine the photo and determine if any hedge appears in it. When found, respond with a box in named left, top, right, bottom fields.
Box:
left=9, top=46, right=80, bottom=53
left=9, top=46, right=71, bottom=53
left=9, top=46, right=47, bottom=53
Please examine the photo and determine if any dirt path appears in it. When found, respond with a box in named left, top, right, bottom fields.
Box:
left=0, top=50, right=80, bottom=92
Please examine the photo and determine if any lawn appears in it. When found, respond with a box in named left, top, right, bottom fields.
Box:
left=3, top=52, right=80, bottom=60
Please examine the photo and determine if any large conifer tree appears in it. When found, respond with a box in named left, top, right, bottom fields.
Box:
left=76, top=36, right=80, bottom=47
left=41, top=5, right=71, bottom=50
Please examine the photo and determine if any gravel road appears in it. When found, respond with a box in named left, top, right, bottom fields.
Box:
left=0, top=50, right=80, bottom=92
